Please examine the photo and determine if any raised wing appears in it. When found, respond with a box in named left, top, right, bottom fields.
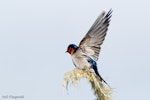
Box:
left=78, top=9, right=112, bottom=61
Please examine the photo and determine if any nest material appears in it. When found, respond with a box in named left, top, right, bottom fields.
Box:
left=63, top=67, right=111, bottom=100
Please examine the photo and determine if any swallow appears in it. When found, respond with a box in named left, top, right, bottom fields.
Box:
left=66, top=10, right=112, bottom=86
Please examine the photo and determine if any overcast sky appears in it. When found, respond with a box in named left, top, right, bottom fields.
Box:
left=0, top=0, right=150, bottom=100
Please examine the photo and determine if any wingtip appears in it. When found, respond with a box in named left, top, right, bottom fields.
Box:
left=108, top=9, right=113, bottom=16
left=106, top=9, right=113, bottom=16
left=102, top=8, right=113, bottom=15
left=109, top=8, right=113, bottom=13
left=98, top=9, right=112, bottom=21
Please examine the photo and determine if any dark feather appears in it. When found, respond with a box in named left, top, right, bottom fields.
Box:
left=78, top=9, right=112, bottom=61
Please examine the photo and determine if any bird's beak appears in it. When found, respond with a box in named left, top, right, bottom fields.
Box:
left=65, top=50, right=68, bottom=53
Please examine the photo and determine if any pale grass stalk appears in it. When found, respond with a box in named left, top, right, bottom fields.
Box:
left=63, top=67, right=111, bottom=100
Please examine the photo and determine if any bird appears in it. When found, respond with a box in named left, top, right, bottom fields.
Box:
left=66, top=9, right=112, bottom=86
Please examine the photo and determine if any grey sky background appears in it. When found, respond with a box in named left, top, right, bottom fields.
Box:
left=0, top=0, right=150, bottom=100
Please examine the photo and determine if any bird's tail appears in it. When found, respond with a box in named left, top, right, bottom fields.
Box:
left=92, top=65, right=110, bottom=87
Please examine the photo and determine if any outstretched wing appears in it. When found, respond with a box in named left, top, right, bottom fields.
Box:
left=78, top=9, right=112, bottom=61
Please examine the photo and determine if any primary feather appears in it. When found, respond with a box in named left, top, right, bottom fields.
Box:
left=78, top=9, right=112, bottom=61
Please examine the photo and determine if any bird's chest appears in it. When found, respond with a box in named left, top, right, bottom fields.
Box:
left=71, top=54, right=91, bottom=69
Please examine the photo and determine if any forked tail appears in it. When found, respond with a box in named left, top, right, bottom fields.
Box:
left=92, top=65, right=110, bottom=87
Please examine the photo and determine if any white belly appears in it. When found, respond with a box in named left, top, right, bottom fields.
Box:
left=71, top=55, right=91, bottom=69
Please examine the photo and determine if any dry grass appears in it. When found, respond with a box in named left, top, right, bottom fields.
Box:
left=63, top=67, right=111, bottom=100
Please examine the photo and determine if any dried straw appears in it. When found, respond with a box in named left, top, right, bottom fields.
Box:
left=63, top=67, right=111, bottom=100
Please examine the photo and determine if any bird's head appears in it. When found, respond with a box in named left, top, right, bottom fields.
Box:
left=66, top=44, right=78, bottom=55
